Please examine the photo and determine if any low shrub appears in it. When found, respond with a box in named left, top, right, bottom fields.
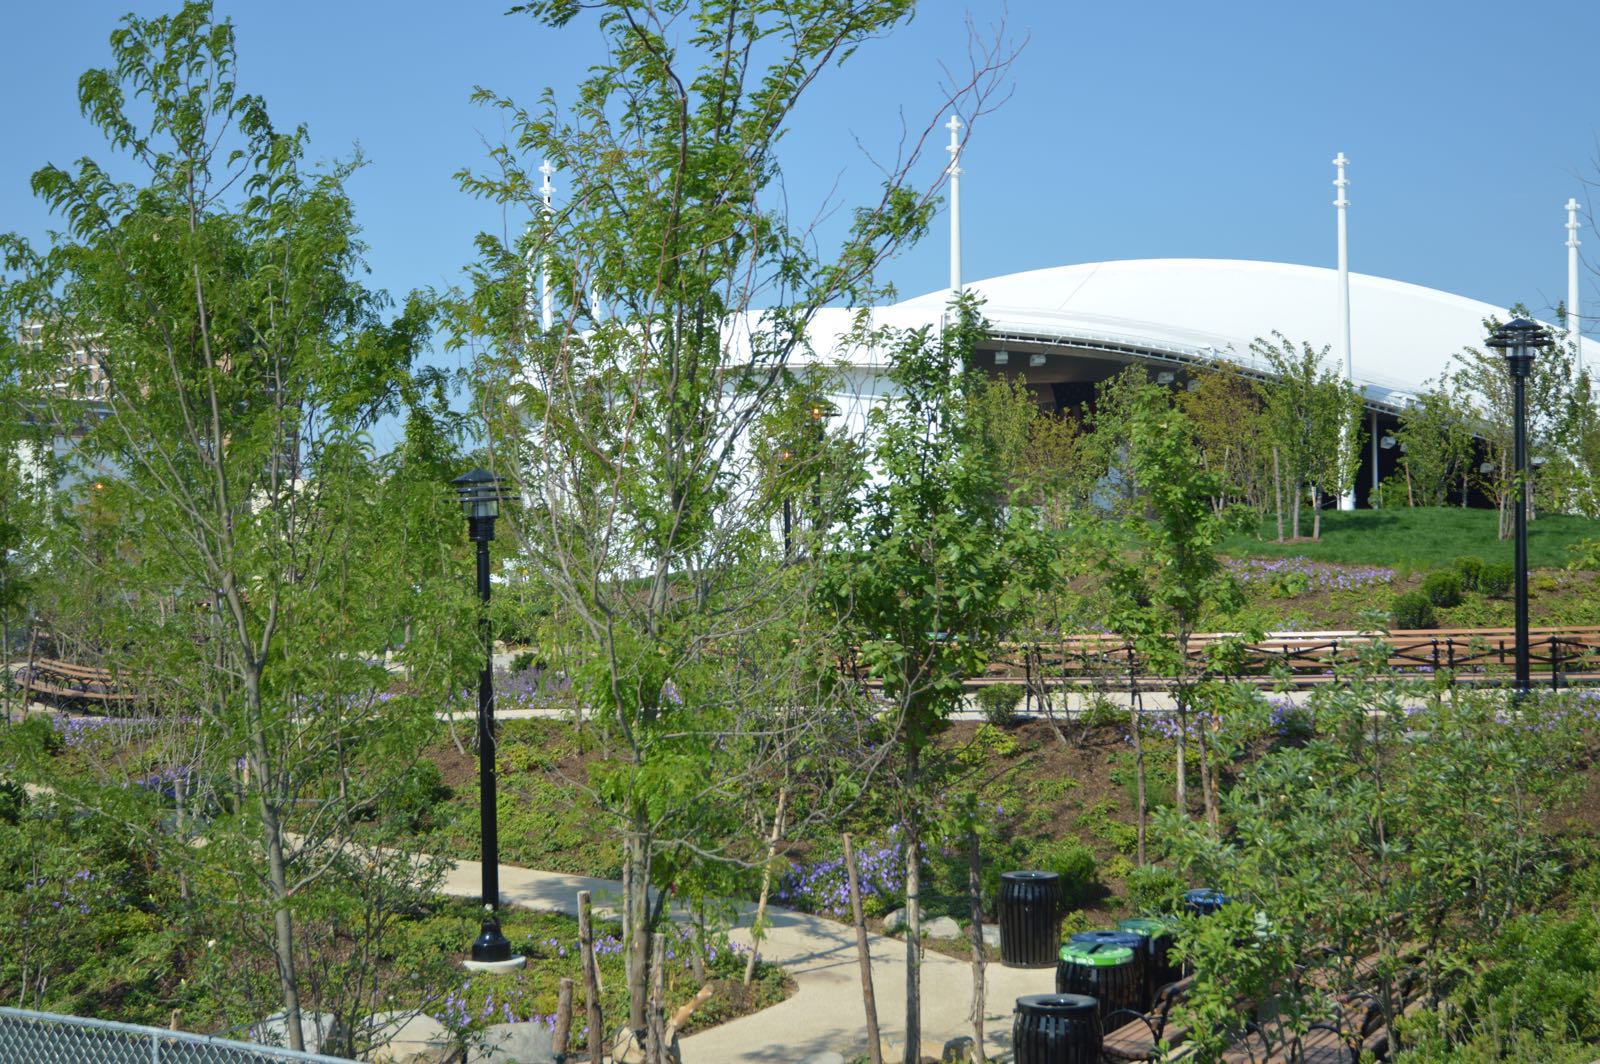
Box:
left=1420, top=569, right=1463, bottom=608
left=1390, top=590, right=1436, bottom=630
left=385, top=760, right=452, bottom=832
left=508, top=650, right=543, bottom=674
left=1110, top=750, right=1175, bottom=811
left=1027, top=837, right=1098, bottom=907
left=1479, top=561, right=1514, bottom=597
left=1081, top=693, right=1129, bottom=729
left=1123, top=864, right=1186, bottom=916
left=973, top=683, right=1024, bottom=725
left=1452, top=554, right=1486, bottom=590
left=1568, top=538, right=1600, bottom=572
left=0, top=778, right=24, bottom=825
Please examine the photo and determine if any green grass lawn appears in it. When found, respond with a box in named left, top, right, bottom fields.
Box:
left=1223, top=507, right=1600, bottom=569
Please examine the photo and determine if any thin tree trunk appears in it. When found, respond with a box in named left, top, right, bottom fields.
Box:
left=1195, top=715, right=1218, bottom=831
left=967, top=830, right=987, bottom=1062
left=579, top=890, right=604, bottom=1064
left=744, top=787, right=789, bottom=987
left=1273, top=448, right=1284, bottom=542
left=1173, top=700, right=1188, bottom=816
left=1, top=617, right=10, bottom=726
left=1291, top=478, right=1302, bottom=540
left=691, top=901, right=706, bottom=984
left=903, top=814, right=923, bottom=1064
left=621, top=852, right=632, bottom=950
left=844, top=833, right=884, bottom=1064
left=1131, top=688, right=1147, bottom=867
left=1035, top=645, right=1068, bottom=748
left=625, top=829, right=649, bottom=1037
left=175, top=772, right=190, bottom=902
left=903, top=740, right=924, bottom=1064
left=248, top=668, right=303, bottom=1055
left=647, top=932, right=666, bottom=1064
left=1312, top=485, right=1322, bottom=541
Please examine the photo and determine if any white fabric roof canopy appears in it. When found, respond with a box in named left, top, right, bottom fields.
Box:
left=792, top=258, right=1596, bottom=405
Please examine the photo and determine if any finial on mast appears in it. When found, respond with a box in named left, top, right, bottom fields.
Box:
left=945, top=114, right=962, bottom=177
left=539, top=160, right=555, bottom=213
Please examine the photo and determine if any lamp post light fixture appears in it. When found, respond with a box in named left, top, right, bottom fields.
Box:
left=452, top=468, right=525, bottom=972
left=1486, top=318, right=1555, bottom=697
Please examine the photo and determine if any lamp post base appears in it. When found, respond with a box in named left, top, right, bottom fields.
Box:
left=463, top=955, right=527, bottom=973
left=466, top=916, right=522, bottom=973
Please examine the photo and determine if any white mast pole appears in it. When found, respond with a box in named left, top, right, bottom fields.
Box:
left=946, top=114, right=962, bottom=298
left=1568, top=197, right=1583, bottom=375
left=540, top=160, right=555, bottom=332
left=1334, top=152, right=1356, bottom=510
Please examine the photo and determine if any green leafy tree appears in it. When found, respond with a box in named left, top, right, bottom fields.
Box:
left=1178, top=364, right=1271, bottom=517
left=452, top=0, right=1014, bottom=1043
left=1097, top=388, right=1245, bottom=841
left=1254, top=333, right=1364, bottom=540
left=1160, top=659, right=1586, bottom=1059
left=0, top=4, right=464, bottom=1049
left=1393, top=381, right=1476, bottom=508
left=824, top=298, right=1039, bottom=1062
left=1453, top=308, right=1574, bottom=538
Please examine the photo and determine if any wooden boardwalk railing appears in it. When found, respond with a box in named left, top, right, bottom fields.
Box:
left=847, top=627, right=1600, bottom=692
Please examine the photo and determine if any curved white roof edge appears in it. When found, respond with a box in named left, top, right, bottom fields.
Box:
left=775, top=258, right=1598, bottom=403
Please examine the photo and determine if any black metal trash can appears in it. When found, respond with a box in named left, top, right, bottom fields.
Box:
left=1013, top=993, right=1102, bottom=1064
left=1068, top=930, right=1148, bottom=1012
left=1184, top=888, right=1227, bottom=916
left=1055, top=943, right=1140, bottom=1022
left=999, top=870, right=1063, bottom=968
left=1117, top=917, right=1180, bottom=1008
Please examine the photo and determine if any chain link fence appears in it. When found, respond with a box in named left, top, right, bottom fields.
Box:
left=0, top=1007, right=357, bottom=1064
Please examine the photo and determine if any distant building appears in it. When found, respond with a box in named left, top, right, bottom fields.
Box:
left=757, top=258, right=1599, bottom=509
left=18, top=321, right=111, bottom=401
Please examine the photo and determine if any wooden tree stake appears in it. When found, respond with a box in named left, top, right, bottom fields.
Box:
left=579, top=890, right=604, bottom=1063
left=553, top=977, right=574, bottom=1063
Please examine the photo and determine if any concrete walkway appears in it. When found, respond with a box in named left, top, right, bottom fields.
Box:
left=438, top=857, right=1054, bottom=1063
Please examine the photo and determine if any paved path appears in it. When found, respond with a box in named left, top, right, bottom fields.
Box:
left=438, top=857, right=1054, bottom=1063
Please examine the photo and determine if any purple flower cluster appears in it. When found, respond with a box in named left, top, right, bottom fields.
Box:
left=1268, top=697, right=1314, bottom=739
left=774, top=836, right=903, bottom=917
left=1227, top=557, right=1394, bottom=594
left=1141, top=713, right=1211, bottom=743
left=132, top=765, right=193, bottom=796
left=21, top=868, right=97, bottom=918
left=450, top=666, right=570, bottom=714
left=49, top=714, right=194, bottom=748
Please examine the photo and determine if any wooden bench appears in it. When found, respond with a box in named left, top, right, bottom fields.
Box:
left=1101, top=974, right=1195, bottom=1061
left=20, top=658, right=141, bottom=706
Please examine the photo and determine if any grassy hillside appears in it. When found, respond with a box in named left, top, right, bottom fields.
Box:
left=1224, top=507, right=1600, bottom=569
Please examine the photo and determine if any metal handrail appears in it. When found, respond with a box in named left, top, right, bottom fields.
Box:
left=0, top=1006, right=355, bottom=1063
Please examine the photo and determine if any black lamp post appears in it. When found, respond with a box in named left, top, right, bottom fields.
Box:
left=1486, top=319, right=1554, bottom=697
left=452, top=468, right=519, bottom=968
left=778, top=448, right=793, bottom=561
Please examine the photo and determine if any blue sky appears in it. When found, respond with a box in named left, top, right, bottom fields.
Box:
left=6, top=1, right=1600, bottom=419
